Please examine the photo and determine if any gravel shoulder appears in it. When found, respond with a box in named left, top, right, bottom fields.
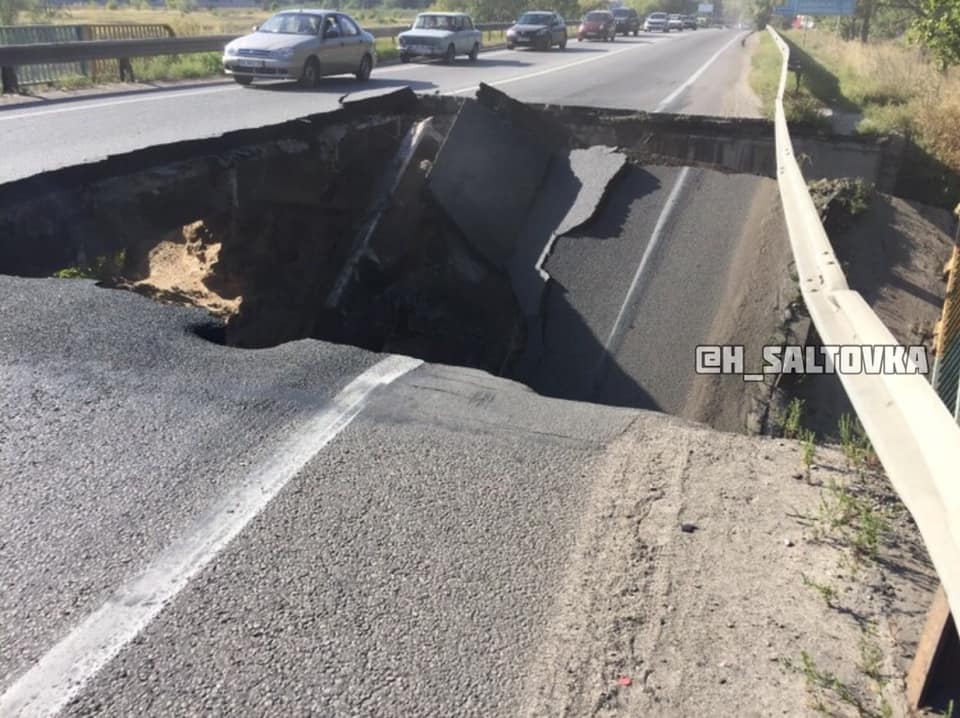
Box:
left=521, top=417, right=935, bottom=718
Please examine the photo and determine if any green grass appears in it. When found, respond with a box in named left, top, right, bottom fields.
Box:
left=801, top=573, right=837, bottom=608
left=777, top=28, right=960, bottom=201
left=131, top=51, right=222, bottom=81
left=749, top=30, right=782, bottom=118
left=800, top=428, right=817, bottom=477
left=53, top=250, right=125, bottom=280
left=782, top=649, right=892, bottom=718
left=815, top=477, right=891, bottom=564
left=749, top=30, right=830, bottom=128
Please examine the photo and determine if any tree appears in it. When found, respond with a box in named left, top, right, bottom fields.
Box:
left=0, top=0, right=35, bottom=25
left=911, top=0, right=960, bottom=69
left=752, top=0, right=773, bottom=29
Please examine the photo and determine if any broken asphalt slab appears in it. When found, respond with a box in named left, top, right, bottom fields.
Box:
left=511, top=147, right=627, bottom=380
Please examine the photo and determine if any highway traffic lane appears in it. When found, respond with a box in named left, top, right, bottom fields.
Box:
left=536, top=165, right=777, bottom=418
left=59, top=365, right=635, bottom=717
left=463, top=28, right=746, bottom=112
left=0, top=30, right=735, bottom=184
left=0, top=275, right=388, bottom=696
left=533, top=164, right=679, bottom=406
left=0, top=273, right=639, bottom=715
left=596, top=169, right=775, bottom=416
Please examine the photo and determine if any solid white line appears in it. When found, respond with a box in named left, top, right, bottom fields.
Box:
left=0, top=84, right=237, bottom=122
left=0, top=354, right=421, bottom=718
left=448, top=43, right=640, bottom=95
left=654, top=31, right=744, bottom=112
left=600, top=166, right=692, bottom=359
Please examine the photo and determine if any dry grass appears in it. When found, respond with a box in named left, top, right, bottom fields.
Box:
left=21, top=5, right=417, bottom=36
left=785, top=29, right=960, bottom=175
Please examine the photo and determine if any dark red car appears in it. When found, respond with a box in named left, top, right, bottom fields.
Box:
left=578, top=10, right=616, bottom=42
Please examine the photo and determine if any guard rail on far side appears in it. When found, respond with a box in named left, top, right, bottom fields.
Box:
left=767, top=24, right=960, bottom=697
left=0, top=21, right=528, bottom=93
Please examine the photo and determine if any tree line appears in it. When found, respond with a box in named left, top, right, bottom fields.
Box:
left=751, top=0, right=959, bottom=68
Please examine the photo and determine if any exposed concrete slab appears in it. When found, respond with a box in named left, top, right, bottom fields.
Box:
left=427, top=100, right=552, bottom=267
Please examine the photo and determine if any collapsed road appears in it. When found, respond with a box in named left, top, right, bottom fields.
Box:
left=0, top=85, right=792, bottom=430
left=0, top=87, right=851, bottom=717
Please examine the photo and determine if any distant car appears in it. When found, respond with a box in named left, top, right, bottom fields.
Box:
left=682, top=14, right=698, bottom=29
left=397, top=12, right=482, bottom=63
left=644, top=11, right=668, bottom=32
left=506, top=11, right=568, bottom=50
left=578, top=10, right=616, bottom=42
left=223, top=10, right=376, bottom=87
left=668, top=14, right=684, bottom=31
left=612, top=7, right=640, bottom=36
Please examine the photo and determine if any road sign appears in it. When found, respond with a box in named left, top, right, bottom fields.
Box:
left=697, top=3, right=714, bottom=13
left=773, top=0, right=855, bottom=15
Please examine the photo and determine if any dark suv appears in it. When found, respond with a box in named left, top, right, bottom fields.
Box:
left=682, top=14, right=698, bottom=29
left=612, top=7, right=640, bottom=36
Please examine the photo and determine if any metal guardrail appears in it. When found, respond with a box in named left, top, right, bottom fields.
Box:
left=0, top=20, right=567, bottom=92
left=0, top=23, right=174, bottom=86
left=767, top=25, right=960, bottom=701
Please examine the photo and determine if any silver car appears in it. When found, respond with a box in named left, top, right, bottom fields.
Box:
left=644, top=12, right=668, bottom=32
left=397, top=12, right=482, bottom=64
left=223, top=10, right=376, bottom=87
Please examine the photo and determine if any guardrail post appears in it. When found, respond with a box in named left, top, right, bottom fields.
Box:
left=1, top=65, right=18, bottom=94
left=118, top=57, right=135, bottom=82
left=906, top=585, right=958, bottom=711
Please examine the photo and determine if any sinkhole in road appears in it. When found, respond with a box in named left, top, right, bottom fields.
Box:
left=0, top=86, right=796, bottom=428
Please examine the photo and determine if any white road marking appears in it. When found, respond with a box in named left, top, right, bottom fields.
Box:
left=448, top=43, right=641, bottom=95
left=600, top=166, right=692, bottom=363
left=654, top=31, right=744, bottom=112
left=0, top=31, right=719, bottom=123
left=0, top=354, right=422, bottom=718
left=0, top=84, right=237, bottom=122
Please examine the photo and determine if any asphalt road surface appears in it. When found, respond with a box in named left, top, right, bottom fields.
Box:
left=0, top=28, right=747, bottom=183
left=0, top=25, right=785, bottom=717
left=0, top=277, right=637, bottom=716
left=532, top=164, right=775, bottom=416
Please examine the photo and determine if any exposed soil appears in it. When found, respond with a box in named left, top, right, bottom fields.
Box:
left=682, top=177, right=794, bottom=431
left=522, top=418, right=937, bottom=718
left=795, top=193, right=956, bottom=438
left=119, top=220, right=242, bottom=319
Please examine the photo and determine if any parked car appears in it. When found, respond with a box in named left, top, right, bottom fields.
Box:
left=682, top=14, right=698, bottom=29
left=643, top=11, right=668, bottom=32
left=506, top=11, right=568, bottom=50
left=397, top=12, right=482, bottom=63
left=612, top=7, right=640, bottom=36
left=223, top=10, right=376, bottom=87
left=578, top=10, right=616, bottom=42
left=667, top=13, right=684, bottom=30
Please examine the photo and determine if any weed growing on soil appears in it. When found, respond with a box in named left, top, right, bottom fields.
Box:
left=857, top=624, right=885, bottom=685
left=53, top=250, right=125, bottom=281
left=801, top=429, right=817, bottom=477
left=783, top=649, right=892, bottom=718
left=838, top=414, right=879, bottom=472
left=801, top=573, right=837, bottom=608
left=779, top=397, right=805, bottom=439
left=808, top=178, right=875, bottom=233
left=815, top=478, right=891, bottom=564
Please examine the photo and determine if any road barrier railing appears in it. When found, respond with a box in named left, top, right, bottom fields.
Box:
left=0, top=20, right=553, bottom=93
left=768, top=26, right=960, bottom=708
